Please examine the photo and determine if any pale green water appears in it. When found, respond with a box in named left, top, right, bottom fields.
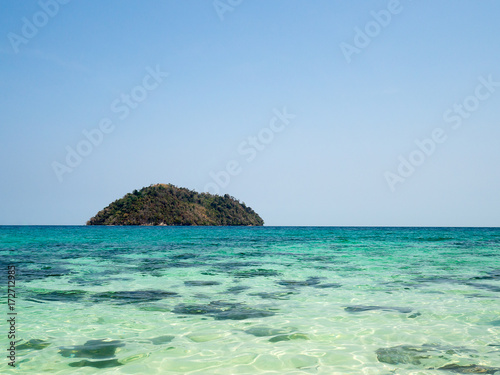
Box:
left=1, top=226, right=499, bottom=374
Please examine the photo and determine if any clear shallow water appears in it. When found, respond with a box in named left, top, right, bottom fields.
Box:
left=1, top=226, right=499, bottom=374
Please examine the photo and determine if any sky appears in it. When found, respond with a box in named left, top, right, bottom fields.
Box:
left=1, top=0, right=499, bottom=226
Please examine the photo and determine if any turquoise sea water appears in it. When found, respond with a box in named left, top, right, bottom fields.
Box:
left=1, top=226, right=499, bottom=374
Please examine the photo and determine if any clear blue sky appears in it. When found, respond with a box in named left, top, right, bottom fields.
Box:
left=1, top=0, right=499, bottom=226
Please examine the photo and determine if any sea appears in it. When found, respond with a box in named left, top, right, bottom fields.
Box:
left=1, top=226, right=499, bottom=374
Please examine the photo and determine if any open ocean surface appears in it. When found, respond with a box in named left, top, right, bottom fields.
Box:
left=1, top=226, right=499, bottom=374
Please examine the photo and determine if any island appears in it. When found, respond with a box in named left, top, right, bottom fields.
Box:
left=86, top=184, right=264, bottom=226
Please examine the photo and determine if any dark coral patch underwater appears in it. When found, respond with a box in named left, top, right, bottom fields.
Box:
left=233, top=268, right=282, bottom=278
left=173, top=301, right=275, bottom=320
left=437, top=363, right=500, bottom=373
left=276, top=277, right=323, bottom=287
left=225, top=285, right=251, bottom=294
left=68, top=359, right=122, bottom=368
left=345, top=305, right=413, bottom=314
left=375, top=343, right=500, bottom=373
left=184, top=280, right=221, bottom=286
left=28, top=289, right=88, bottom=303
left=16, top=339, right=51, bottom=351
left=249, top=291, right=297, bottom=300
left=59, top=339, right=125, bottom=359
left=91, top=290, right=178, bottom=304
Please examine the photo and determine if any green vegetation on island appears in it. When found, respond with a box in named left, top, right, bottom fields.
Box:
left=86, top=184, right=264, bottom=226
